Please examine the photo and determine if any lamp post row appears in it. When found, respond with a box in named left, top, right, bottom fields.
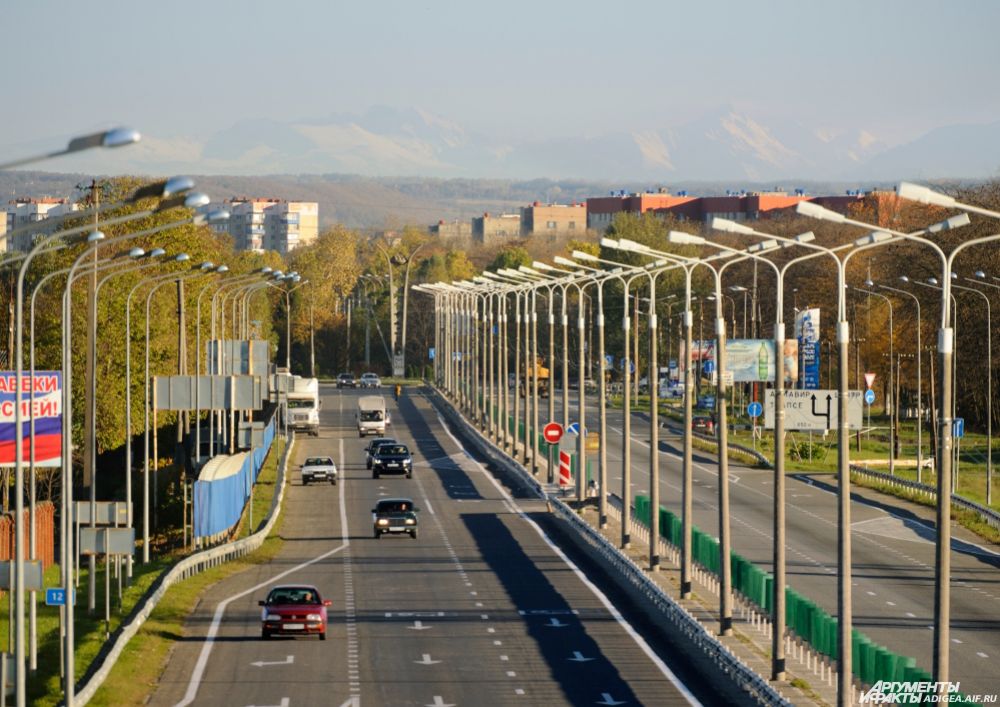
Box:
left=415, top=182, right=1000, bottom=707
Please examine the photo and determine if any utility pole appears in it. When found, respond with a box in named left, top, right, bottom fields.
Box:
left=78, top=179, right=102, bottom=614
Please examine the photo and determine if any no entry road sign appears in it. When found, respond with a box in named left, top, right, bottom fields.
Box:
left=543, top=422, right=564, bottom=444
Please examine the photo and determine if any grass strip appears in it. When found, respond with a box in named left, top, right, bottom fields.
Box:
left=21, top=436, right=288, bottom=706
left=84, top=436, right=289, bottom=706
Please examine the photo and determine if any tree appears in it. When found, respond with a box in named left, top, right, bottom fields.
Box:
left=488, top=246, right=531, bottom=271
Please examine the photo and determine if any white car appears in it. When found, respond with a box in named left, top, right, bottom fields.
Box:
left=301, top=456, right=338, bottom=485
left=360, top=373, right=382, bottom=389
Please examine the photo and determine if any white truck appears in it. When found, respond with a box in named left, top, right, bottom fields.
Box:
left=357, top=395, right=387, bottom=437
left=287, top=376, right=320, bottom=436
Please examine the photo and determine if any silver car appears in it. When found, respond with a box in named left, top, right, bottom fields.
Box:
left=360, top=373, right=382, bottom=388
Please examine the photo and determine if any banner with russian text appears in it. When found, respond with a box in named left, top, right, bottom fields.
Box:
left=0, top=372, right=62, bottom=467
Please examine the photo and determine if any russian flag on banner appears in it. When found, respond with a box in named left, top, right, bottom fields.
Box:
left=0, top=372, right=62, bottom=467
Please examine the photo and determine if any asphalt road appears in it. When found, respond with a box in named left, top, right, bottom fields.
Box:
left=148, top=386, right=705, bottom=707
left=543, top=390, right=1000, bottom=698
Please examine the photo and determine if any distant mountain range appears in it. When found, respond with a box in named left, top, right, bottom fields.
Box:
left=119, top=105, right=999, bottom=183
left=1, top=105, right=995, bottom=229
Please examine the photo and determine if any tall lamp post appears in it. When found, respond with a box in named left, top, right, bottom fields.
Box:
left=855, top=285, right=894, bottom=475
left=798, top=194, right=978, bottom=692
left=875, top=280, right=924, bottom=478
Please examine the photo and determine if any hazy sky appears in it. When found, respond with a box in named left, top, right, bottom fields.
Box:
left=3, top=0, right=998, bottom=176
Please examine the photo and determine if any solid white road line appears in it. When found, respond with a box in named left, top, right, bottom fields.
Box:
left=174, top=436, right=350, bottom=707
left=435, top=411, right=702, bottom=707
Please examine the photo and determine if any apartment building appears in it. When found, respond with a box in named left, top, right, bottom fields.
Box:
left=429, top=219, right=473, bottom=245
left=218, top=197, right=319, bottom=253
left=472, top=212, right=521, bottom=246
left=588, top=190, right=866, bottom=228
left=520, top=201, right=586, bottom=238
left=5, top=197, right=78, bottom=251
left=586, top=190, right=694, bottom=231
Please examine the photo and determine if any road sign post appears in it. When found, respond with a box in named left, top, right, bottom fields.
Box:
left=558, top=450, right=571, bottom=489
left=543, top=422, right=564, bottom=445
left=764, top=389, right=864, bottom=431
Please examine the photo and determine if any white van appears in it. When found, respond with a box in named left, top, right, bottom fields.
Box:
left=357, top=395, right=388, bottom=437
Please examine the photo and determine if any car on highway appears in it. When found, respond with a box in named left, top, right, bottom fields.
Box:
left=692, top=415, right=715, bottom=434
left=336, top=372, right=357, bottom=388
left=300, top=456, right=337, bottom=485
left=359, top=372, right=382, bottom=388
left=259, top=584, right=331, bottom=640
left=371, top=443, right=413, bottom=479
left=372, top=498, right=419, bottom=539
left=364, top=437, right=396, bottom=469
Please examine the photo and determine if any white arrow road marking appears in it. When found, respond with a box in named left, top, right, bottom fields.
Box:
left=569, top=651, right=595, bottom=662
left=250, top=655, right=294, bottom=667
left=245, top=699, right=289, bottom=707
left=546, top=618, right=569, bottom=628
left=176, top=455, right=350, bottom=707
left=408, top=620, right=432, bottom=630
left=596, top=694, right=626, bottom=706
left=435, top=410, right=701, bottom=707
left=426, top=697, right=455, bottom=707
left=415, top=653, right=442, bottom=665
left=338, top=697, right=360, bottom=707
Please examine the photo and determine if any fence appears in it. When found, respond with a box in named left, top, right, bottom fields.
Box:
left=435, top=388, right=791, bottom=706
left=0, top=501, right=55, bottom=570
left=850, top=464, right=1000, bottom=530
left=631, top=493, right=982, bottom=706
left=74, top=433, right=293, bottom=705
left=193, top=416, right=276, bottom=539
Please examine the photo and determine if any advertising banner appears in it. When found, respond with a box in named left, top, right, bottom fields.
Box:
left=795, top=308, right=821, bottom=389
left=718, top=340, right=799, bottom=383
left=0, top=372, right=62, bottom=467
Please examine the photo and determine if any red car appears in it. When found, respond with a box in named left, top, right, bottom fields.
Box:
left=259, top=584, right=331, bottom=640
left=692, top=416, right=715, bottom=434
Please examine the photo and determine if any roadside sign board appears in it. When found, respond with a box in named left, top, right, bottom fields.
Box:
left=543, top=422, right=564, bottom=444
left=764, top=389, right=864, bottom=431
left=567, top=422, right=583, bottom=436
left=80, top=527, right=135, bottom=556
left=864, top=372, right=876, bottom=389
left=703, top=360, right=715, bottom=375
left=953, top=418, right=965, bottom=438
left=0, top=560, right=43, bottom=590
left=45, top=588, right=73, bottom=606
left=428, top=347, right=435, bottom=361
left=864, top=389, right=876, bottom=405
left=558, top=451, right=572, bottom=487
left=747, top=401, right=763, bottom=418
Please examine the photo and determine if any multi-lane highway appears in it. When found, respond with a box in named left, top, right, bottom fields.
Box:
left=562, top=394, right=1000, bottom=698
left=148, top=386, right=715, bottom=707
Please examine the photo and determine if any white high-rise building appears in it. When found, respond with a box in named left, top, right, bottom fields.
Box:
left=5, top=197, right=78, bottom=251
left=215, top=197, right=319, bottom=253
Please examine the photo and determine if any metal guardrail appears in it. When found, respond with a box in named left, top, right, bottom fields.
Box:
left=849, top=464, right=1000, bottom=530
left=428, top=387, right=791, bottom=707
left=73, top=435, right=294, bottom=705
left=687, top=426, right=772, bottom=467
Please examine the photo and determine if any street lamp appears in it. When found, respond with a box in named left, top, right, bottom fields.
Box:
left=968, top=271, right=997, bottom=504
left=0, top=126, right=140, bottom=171
left=797, top=198, right=978, bottom=691
left=856, top=284, right=894, bottom=475
left=874, top=280, right=925, bottom=479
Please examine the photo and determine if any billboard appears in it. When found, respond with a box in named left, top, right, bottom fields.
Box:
left=0, top=372, right=62, bottom=467
left=795, top=308, right=821, bottom=389
left=711, top=340, right=799, bottom=383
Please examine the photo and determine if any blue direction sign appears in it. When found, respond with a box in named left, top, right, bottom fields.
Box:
left=953, top=418, right=965, bottom=438
left=747, top=401, right=763, bottom=418
left=703, top=360, right=715, bottom=375
left=45, top=588, right=72, bottom=606
left=428, top=347, right=436, bottom=360
left=566, top=422, right=587, bottom=436
left=864, top=389, right=876, bottom=405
